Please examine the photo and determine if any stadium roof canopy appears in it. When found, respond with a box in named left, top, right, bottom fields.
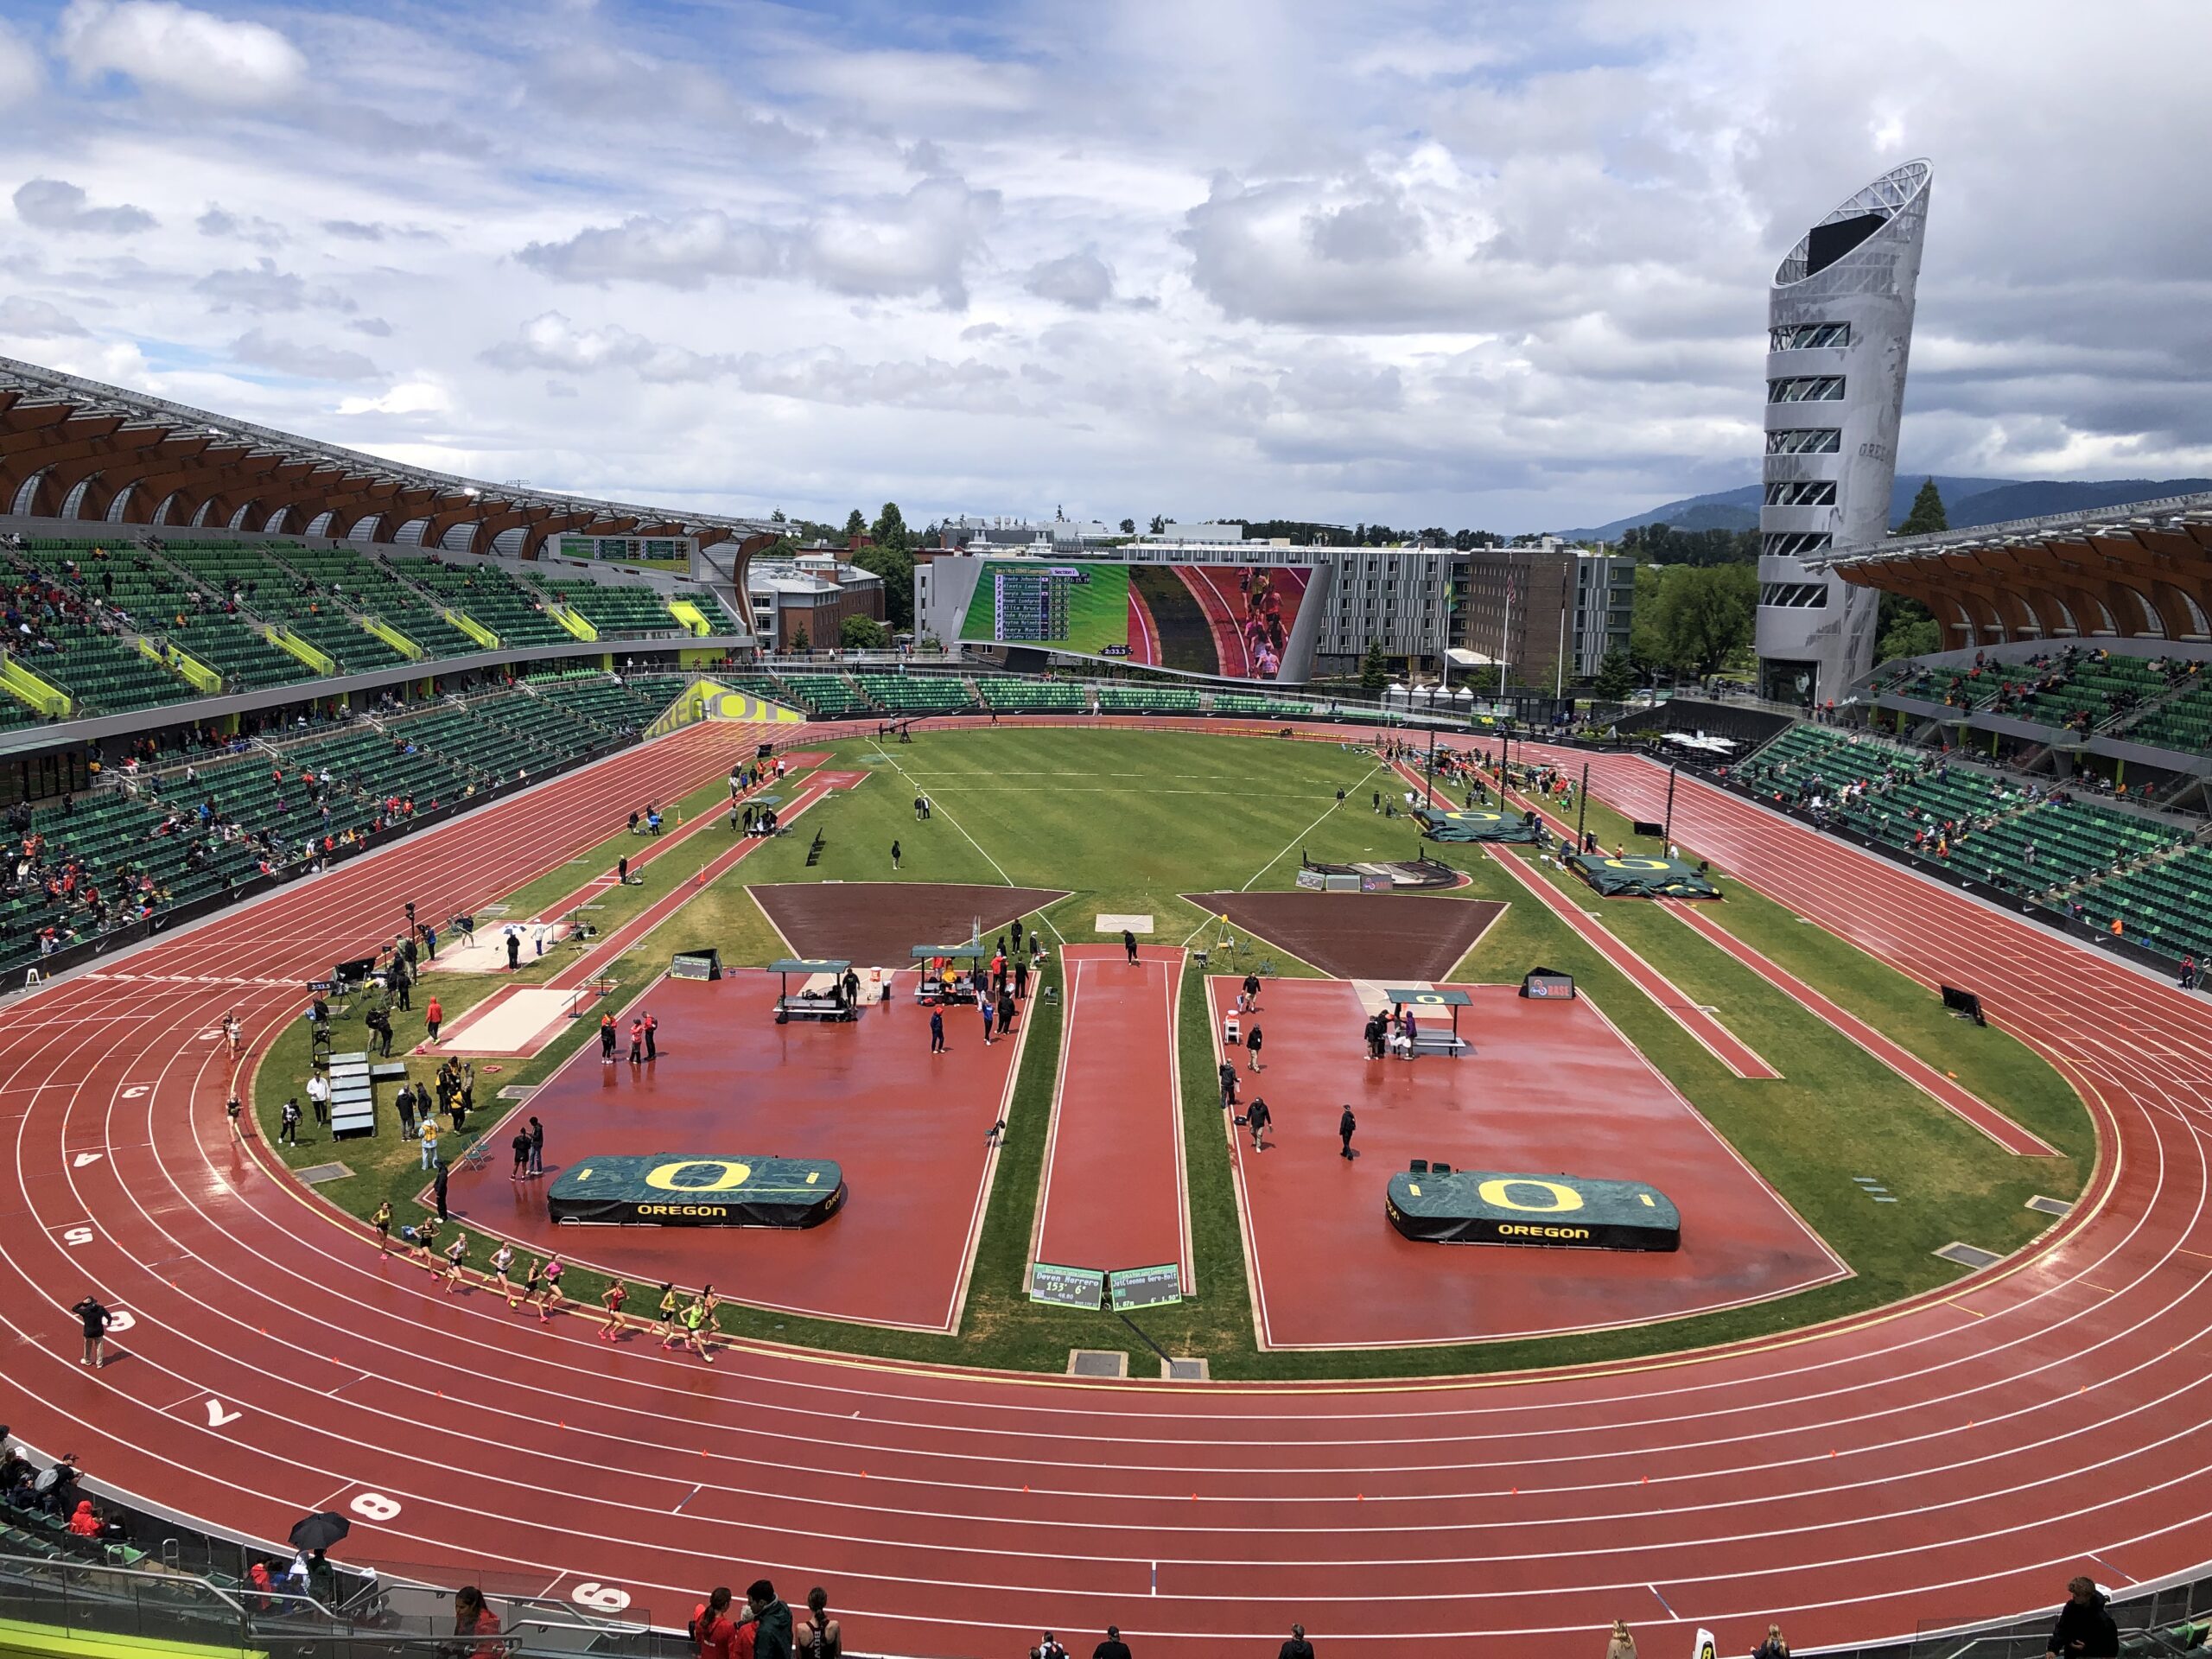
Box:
left=0, top=354, right=779, bottom=560
left=1817, top=489, right=2212, bottom=646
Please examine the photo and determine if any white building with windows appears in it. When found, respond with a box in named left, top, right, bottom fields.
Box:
left=1755, top=159, right=1933, bottom=705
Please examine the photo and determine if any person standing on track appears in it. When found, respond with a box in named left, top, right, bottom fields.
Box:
left=1123, top=929, right=1138, bottom=964
left=1338, top=1104, right=1356, bottom=1160
left=980, top=995, right=995, bottom=1046
left=1246, top=1022, right=1263, bottom=1071
left=1242, top=970, right=1262, bottom=1011
left=1218, top=1060, right=1238, bottom=1110
left=1013, top=955, right=1028, bottom=1001
left=601, top=1013, right=617, bottom=1062
left=528, top=1116, right=544, bottom=1178
left=1245, top=1096, right=1272, bottom=1151
left=510, top=1128, right=531, bottom=1181
left=644, top=1014, right=659, bottom=1062
left=372, top=1200, right=393, bottom=1255
left=599, top=1280, right=628, bottom=1341
left=930, top=1007, right=944, bottom=1055
left=72, top=1294, right=111, bottom=1369
left=628, top=1018, right=645, bottom=1064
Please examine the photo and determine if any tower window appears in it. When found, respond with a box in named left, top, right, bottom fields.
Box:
left=1769, top=322, right=1851, bottom=351
left=1764, top=480, right=1839, bottom=507
left=1762, top=533, right=1834, bottom=559
left=1766, top=429, right=1842, bottom=454
left=1768, top=376, right=1845, bottom=404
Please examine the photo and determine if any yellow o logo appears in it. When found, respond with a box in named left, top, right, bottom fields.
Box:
left=1602, top=857, right=1669, bottom=870
left=1413, top=994, right=1446, bottom=1004
left=1478, top=1178, right=1584, bottom=1213
left=646, top=1159, right=752, bottom=1192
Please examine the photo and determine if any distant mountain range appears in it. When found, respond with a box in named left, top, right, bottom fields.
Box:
left=1560, top=476, right=2212, bottom=543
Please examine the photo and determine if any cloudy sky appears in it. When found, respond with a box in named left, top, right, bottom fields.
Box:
left=2, top=0, right=2208, bottom=533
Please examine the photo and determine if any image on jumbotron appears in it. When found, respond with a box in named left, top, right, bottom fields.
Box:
left=1, top=17, right=2202, bottom=1659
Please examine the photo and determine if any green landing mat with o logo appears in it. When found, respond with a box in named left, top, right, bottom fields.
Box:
left=1414, top=804, right=1543, bottom=843
left=1564, top=850, right=1720, bottom=899
left=548, top=1154, right=845, bottom=1229
left=1386, top=1169, right=1680, bottom=1250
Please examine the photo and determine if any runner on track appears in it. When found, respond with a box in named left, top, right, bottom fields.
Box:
left=488, top=1242, right=515, bottom=1298
left=598, top=1280, right=627, bottom=1342
left=441, top=1232, right=469, bottom=1293
left=371, top=1201, right=392, bottom=1255
left=410, top=1219, right=439, bottom=1269
left=511, top=1255, right=542, bottom=1313
left=533, top=1253, right=566, bottom=1322
left=678, top=1295, right=717, bottom=1363
left=655, top=1281, right=679, bottom=1342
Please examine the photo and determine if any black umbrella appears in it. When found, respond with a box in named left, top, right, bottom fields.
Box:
left=288, top=1511, right=350, bottom=1553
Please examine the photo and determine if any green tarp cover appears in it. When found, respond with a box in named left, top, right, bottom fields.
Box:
left=1566, top=851, right=1720, bottom=899
left=771, top=958, right=850, bottom=975
left=1415, top=805, right=1542, bottom=843
left=912, top=944, right=989, bottom=959
left=1386, top=1169, right=1679, bottom=1250
left=548, top=1154, right=845, bottom=1229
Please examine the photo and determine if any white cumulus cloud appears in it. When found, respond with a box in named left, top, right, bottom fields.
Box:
left=58, top=0, right=306, bottom=104
left=14, top=177, right=155, bottom=234
left=480, top=312, right=733, bottom=384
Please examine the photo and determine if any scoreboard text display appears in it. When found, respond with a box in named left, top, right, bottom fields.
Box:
left=548, top=1154, right=845, bottom=1229
left=1386, top=1169, right=1679, bottom=1251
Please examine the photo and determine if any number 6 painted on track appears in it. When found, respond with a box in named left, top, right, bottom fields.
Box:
left=573, top=1582, right=632, bottom=1612
left=349, top=1493, right=402, bottom=1522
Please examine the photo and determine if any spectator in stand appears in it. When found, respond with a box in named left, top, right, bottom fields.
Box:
left=1753, top=1625, right=1790, bottom=1659
left=1605, top=1623, right=1637, bottom=1659
left=1093, top=1625, right=1130, bottom=1659
left=2045, top=1577, right=2119, bottom=1659
left=1034, top=1636, right=1069, bottom=1659
left=1280, top=1624, right=1314, bottom=1659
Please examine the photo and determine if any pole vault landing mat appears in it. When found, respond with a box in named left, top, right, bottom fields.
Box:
left=752, top=883, right=1071, bottom=968
left=549, top=1154, right=845, bottom=1228
left=1386, top=1170, right=1679, bottom=1249
left=1567, top=851, right=1720, bottom=899
left=1185, top=891, right=1505, bottom=982
left=1210, top=977, right=1846, bottom=1348
left=1414, top=805, right=1543, bottom=842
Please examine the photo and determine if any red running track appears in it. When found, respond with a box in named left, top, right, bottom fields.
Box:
left=1031, top=945, right=1192, bottom=1287
left=3, top=717, right=2210, bottom=1657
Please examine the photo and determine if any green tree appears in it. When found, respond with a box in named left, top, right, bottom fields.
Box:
left=1649, top=563, right=1755, bottom=679
left=1897, top=478, right=1948, bottom=537
left=791, top=623, right=810, bottom=652
left=1593, top=648, right=1635, bottom=702
left=1119, top=518, right=1135, bottom=535
left=1876, top=614, right=1942, bottom=664
left=842, top=509, right=867, bottom=543
left=840, top=614, right=890, bottom=651
left=1148, top=514, right=1165, bottom=535
left=1358, top=638, right=1389, bottom=691
left=853, top=502, right=917, bottom=631
left=770, top=507, right=786, bottom=524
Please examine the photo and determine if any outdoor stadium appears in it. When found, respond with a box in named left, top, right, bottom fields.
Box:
left=0, top=6, right=2207, bottom=1659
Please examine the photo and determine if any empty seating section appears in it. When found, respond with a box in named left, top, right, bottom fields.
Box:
left=1212, top=691, right=1318, bottom=717
left=162, top=541, right=406, bottom=675
left=531, top=576, right=681, bottom=638
left=404, top=562, right=572, bottom=649
left=466, top=690, right=609, bottom=756
left=678, top=588, right=746, bottom=632
left=95, top=543, right=316, bottom=691
left=852, top=673, right=976, bottom=714
left=1096, top=684, right=1204, bottom=713
left=2076, top=845, right=2212, bottom=963
left=529, top=673, right=671, bottom=732
left=976, top=677, right=1087, bottom=713
left=1972, top=796, right=2182, bottom=890
left=291, top=548, right=485, bottom=658
left=777, top=673, right=874, bottom=718
left=2126, top=674, right=2212, bottom=754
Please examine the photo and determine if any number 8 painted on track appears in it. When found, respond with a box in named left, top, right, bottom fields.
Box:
left=349, top=1493, right=402, bottom=1522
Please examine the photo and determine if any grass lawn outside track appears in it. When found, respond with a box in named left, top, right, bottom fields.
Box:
left=253, top=726, right=2092, bottom=1381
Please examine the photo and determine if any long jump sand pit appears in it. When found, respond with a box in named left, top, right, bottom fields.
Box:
left=1211, top=977, right=1847, bottom=1348
left=1185, top=890, right=1505, bottom=981
left=753, top=882, right=1070, bottom=965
